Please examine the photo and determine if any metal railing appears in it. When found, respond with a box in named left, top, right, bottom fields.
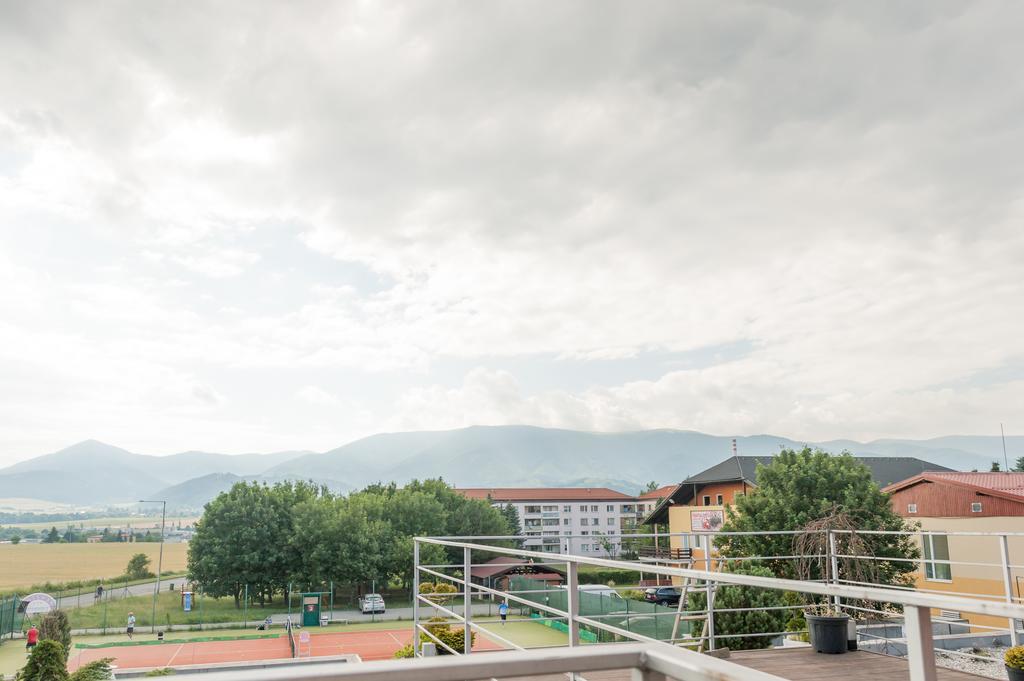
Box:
left=160, top=642, right=789, bottom=681
left=413, top=534, right=1024, bottom=681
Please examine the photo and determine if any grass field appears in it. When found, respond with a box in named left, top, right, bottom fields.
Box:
left=7, top=515, right=198, bottom=531
left=0, top=543, right=189, bottom=592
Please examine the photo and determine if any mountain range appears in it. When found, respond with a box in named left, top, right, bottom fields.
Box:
left=0, top=426, right=1015, bottom=510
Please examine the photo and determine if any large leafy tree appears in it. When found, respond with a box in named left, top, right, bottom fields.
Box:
left=717, top=448, right=918, bottom=585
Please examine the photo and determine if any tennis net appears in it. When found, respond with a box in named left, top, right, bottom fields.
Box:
left=287, top=621, right=297, bottom=658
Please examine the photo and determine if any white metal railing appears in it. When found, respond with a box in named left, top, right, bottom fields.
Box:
left=161, top=642, right=789, bottom=681
left=413, top=535, right=1024, bottom=681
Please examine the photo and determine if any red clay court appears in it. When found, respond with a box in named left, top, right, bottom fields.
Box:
left=69, top=628, right=504, bottom=671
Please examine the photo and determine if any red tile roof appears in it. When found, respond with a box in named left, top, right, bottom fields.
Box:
left=883, top=472, right=1024, bottom=501
left=639, top=484, right=678, bottom=500
left=456, top=487, right=634, bottom=501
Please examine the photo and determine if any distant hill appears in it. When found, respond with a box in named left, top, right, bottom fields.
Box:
left=2, top=428, right=1011, bottom=507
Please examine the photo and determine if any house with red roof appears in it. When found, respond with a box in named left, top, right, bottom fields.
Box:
left=883, top=472, right=1024, bottom=631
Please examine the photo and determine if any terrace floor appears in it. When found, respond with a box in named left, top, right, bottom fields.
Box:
left=730, top=647, right=991, bottom=680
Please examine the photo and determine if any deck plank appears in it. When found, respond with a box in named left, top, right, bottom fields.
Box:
left=730, top=647, right=992, bottom=681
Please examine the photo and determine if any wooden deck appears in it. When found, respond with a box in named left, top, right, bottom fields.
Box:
left=731, top=647, right=992, bottom=681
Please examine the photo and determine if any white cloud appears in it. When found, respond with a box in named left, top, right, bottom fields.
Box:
left=0, top=1, right=1022, bottom=462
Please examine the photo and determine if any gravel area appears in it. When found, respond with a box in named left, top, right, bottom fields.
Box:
left=935, top=648, right=1008, bottom=680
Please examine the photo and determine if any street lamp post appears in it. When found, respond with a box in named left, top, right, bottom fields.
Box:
left=139, top=499, right=167, bottom=634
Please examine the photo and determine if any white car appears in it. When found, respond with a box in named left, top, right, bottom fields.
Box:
left=360, top=593, right=385, bottom=614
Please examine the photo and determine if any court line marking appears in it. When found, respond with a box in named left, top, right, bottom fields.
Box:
left=166, top=643, right=186, bottom=666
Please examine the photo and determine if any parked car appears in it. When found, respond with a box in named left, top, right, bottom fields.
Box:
left=360, top=593, right=385, bottom=614
left=644, top=586, right=681, bottom=606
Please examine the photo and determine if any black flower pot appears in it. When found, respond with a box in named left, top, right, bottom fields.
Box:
left=806, top=613, right=850, bottom=654
left=1007, top=665, right=1024, bottom=681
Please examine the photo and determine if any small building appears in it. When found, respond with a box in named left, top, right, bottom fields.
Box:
left=883, top=472, right=1024, bottom=631
left=85, top=535, right=103, bottom=543
left=469, top=556, right=565, bottom=596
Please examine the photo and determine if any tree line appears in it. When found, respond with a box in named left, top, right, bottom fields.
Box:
left=187, top=479, right=513, bottom=607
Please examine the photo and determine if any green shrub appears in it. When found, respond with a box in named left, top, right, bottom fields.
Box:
left=621, top=590, right=647, bottom=601
left=686, top=564, right=788, bottom=650
left=17, top=639, right=69, bottom=681
left=577, top=569, right=641, bottom=586
left=1006, top=645, right=1024, bottom=670
left=70, top=658, right=114, bottom=681
left=39, top=610, right=72, bottom=660
left=393, top=644, right=415, bottom=659
left=143, top=669, right=176, bottom=677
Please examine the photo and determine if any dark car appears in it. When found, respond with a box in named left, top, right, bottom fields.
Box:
left=643, top=586, right=681, bottom=606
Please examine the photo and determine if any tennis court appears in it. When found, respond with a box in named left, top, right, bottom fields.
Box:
left=68, top=628, right=505, bottom=671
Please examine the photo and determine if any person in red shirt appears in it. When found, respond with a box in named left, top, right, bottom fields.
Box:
left=25, top=624, right=38, bottom=652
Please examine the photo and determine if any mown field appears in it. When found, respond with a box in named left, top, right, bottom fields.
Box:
left=0, top=542, right=189, bottom=592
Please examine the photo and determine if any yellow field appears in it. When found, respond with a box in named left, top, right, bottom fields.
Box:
left=0, top=543, right=189, bottom=591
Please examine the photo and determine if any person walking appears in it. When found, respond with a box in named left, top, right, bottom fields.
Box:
left=498, top=600, right=509, bottom=626
left=126, top=612, right=136, bottom=639
left=25, top=624, right=38, bottom=653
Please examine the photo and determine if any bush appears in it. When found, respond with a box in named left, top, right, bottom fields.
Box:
left=1006, top=646, right=1024, bottom=670
left=70, top=658, right=114, bottom=681
left=39, top=610, right=72, bottom=660
left=17, top=639, right=69, bottom=681
left=621, top=590, right=647, bottom=601
left=686, top=564, right=788, bottom=650
left=577, top=569, right=641, bottom=586
left=143, top=669, right=176, bottom=677
left=393, top=644, right=415, bottom=659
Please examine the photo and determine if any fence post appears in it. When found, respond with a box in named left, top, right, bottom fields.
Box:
left=703, top=534, right=715, bottom=651
left=999, top=534, right=1020, bottom=646
left=903, top=604, right=937, bottom=681
left=463, top=546, right=472, bottom=654
left=566, top=559, right=580, bottom=647
left=243, top=584, right=248, bottom=630
left=413, top=540, right=420, bottom=657
left=828, top=529, right=841, bottom=609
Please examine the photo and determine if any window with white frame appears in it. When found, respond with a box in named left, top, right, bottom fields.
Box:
left=580, top=518, right=589, bottom=526
left=563, top=518, right=570, bottom=525
left=702, top=495, right=711, bottom=506
left=607, top=518, right=615, bottom=525
left=579, top=504, right=587, bottom=512
left=716, top=494, right=724, bottom=505
left=907, top=503, right=918, bottom=514
left=590, top=505, right=599, bottom=512
left=607, top=505, right=615, bottom=512
left=563, top=505, right=571, bottom=513
left=581, top=544, right=590, bottom=552
left=923, top=533, right=952, bottom=580
left=971, top=502, right=983, bottom=513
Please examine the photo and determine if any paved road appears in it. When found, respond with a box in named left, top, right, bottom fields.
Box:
left=56, top=576, right=189, bottom=610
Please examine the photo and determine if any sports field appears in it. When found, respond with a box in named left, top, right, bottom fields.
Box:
left=0, top=543, right=189, bottom=592
left=6, top=516, right=198, bottom=531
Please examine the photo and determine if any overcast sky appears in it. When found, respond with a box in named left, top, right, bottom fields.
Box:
left=1, top=1, right=1022, bottom=465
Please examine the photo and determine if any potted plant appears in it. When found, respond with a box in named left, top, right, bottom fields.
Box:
left=1005, top=645, right=1024, bottom=681
left=794, top=510, right=884, bottom=654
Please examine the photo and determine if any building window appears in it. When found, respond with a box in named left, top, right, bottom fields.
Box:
left=581, top=518, right=589, bottom=526
left=591, top=505, right=599, bottom=512
left=542, top=505, right=557, bottom=512
left=580, top=505, right=587, bottom=512
left=581, top=531, right=588, bottom=535
left=524, top=505, right=541, bottom=514
left=971, top=502, right=983, bottom=513
left=607, top=518, right=615, bottom=525
left=716, top=494, right=723, bottom=505
left=593, top=518, right=600, bottom=525
left=607, top=505, right=615, bottom=512
left=563, top=505, right=571, bottom=513
left=702, top=495, right=711, bottom=506
left=564, top=531, right=571, bottom=536
left=563, top=518, right=570, bottom=525
left=907, top=503, right=918, bottom=514
left=582, top=544, right=590, bottom=552
left=923, top=534, right=952, bottom=581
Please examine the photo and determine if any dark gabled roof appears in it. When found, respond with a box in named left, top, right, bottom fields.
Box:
left=643, top=455, right=953, bottom=524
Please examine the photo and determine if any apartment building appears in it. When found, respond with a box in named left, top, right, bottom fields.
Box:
left=457, top=487, right=668, bottom=555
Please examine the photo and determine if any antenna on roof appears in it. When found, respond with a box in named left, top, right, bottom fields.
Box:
left=1002, top=423, right=1010, bottom=473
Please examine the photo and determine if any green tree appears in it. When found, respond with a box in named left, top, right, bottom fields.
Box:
left=17, top=639, right=69, bottom=681
left=686, top=564, right=787, bottom=649
left=992, top=461, right=1002, bottom=472
left=39, top=609, right=72, bottom=660
left=125, top=553, right=154, bottom=580
left=1014, top=457, right=1024, bottom=472
left=499, top=504, right=521, bottom=536
left=10, top=535, right=20, bottom=544
left=717, top=448, right=918, bottom=585
left=43, top=527, right=60, bottom=544
left=644, top=481, right=660, bottom=493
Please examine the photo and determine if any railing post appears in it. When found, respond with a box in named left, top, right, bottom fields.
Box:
left=413, top=540, right=421, bottom=657
left=704, top=534, right=715, bottom=651
left=1000, top=534, right=1020, bottom=646
left=463, top=545, right=472, bottom=654
left=567, top=559, right=580, bottom=647
left=828, top=529, right=841, bottom=608
left=903, top=604, right=937, bottom=681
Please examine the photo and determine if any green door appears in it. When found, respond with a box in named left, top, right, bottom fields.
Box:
left=301, top=594, right=320, bottom=627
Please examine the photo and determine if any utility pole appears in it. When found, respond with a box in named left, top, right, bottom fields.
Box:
left=139, top=499, right=167, bottom=634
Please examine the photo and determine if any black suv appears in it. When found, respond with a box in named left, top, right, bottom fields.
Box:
left=643, top=586, right=681, bottom=606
